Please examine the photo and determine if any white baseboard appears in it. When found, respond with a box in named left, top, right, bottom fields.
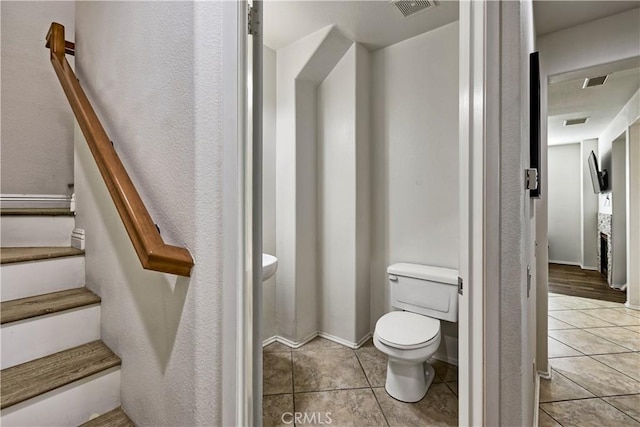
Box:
left=549, top=260, right=582, bottom=266
left=580, top=264, right=598, bottom=271
left=263, top=331, right=372, bottom=350
left=318, top=331, right=372, bottom=349
left=538, top=369, right=552, bottom=380
left=432, top=352, right=459, bottom=366
left=625, top=301, right=640, bottom=311
left=71, top=228, right=86, bottom=250
left=0, top=194, right=71, bottom=209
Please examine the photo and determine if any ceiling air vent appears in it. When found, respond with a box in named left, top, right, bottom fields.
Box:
left=564, top=117, right=589, bottom=126
left=390, top=0, right=438, bottom=18
left=582, top=75, right=609, bottom=88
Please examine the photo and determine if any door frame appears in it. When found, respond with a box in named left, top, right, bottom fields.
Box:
left=234, top=1, right=494, bottom=425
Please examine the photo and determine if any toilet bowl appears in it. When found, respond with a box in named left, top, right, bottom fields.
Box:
left=374, top=263, right=458, bottom=403
left=373, top=311, right=441, bottom=402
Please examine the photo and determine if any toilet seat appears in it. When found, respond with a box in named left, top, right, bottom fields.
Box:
left=375, top=311, right=440, bottom=350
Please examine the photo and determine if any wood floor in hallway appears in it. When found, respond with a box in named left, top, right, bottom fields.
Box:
left=548, top=263, right=626, bottom=303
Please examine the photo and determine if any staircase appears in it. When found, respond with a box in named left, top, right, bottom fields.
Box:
left=0, top=208, right=134, bottom=426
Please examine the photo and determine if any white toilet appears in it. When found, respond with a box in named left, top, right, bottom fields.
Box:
left=373, top=263, right=458, bottom=403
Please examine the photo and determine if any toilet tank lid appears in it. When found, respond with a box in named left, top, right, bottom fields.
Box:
left=387, top=263, right=458, bottom=285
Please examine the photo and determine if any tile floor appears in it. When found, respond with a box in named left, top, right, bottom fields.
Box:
left=540, top=293, right=640, bottom=426
left=263, top=337, right=458, bottom=426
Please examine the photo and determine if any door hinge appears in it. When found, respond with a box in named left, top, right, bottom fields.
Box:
left=527, top=264, right=532, bottom=298
left=458, top=276, right=463, bottom=296
left=248, top=6, right=260, bottom=36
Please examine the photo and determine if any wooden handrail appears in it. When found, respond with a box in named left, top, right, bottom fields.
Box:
left=45, top=22, right=194, bottom=276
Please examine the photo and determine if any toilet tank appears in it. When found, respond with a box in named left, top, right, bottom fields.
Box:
left=388, top=263, right=459, bottom=322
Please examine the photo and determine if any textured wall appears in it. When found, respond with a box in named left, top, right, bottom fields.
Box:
left=1, top=1, right=75, bottom=195
left=74, top=2, right=225, bottom=425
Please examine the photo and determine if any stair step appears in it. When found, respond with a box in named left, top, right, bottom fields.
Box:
left=0, top=208, right=74, bottom=216
left=80, top=407, right=135, bottom=427
left=1, top=246, right=84, bottom=264
left=1, top=288, right=100, bottom=325
left=1, top=341, right=120, bottom=410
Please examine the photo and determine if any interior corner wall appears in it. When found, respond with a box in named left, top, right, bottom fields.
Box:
left=581, top=139, right=599, bottom=269
left=74, top=2, right=225, bottom=425
left=275, top=26, right=334, bottom=343
left=1, top=1, right=75, bottom=195
left=262, top=45, right=277, bottom=340
left=317, top=43, right=370, bottom=345
left=548, top=143, right=581, bottom=264
left=370, top=21, right=459, bottom=362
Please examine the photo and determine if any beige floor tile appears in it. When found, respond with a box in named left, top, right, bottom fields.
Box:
left=264, top=352, right=293, bottom=395
left=293, top=348, right=369, bottom=392
left=538, top=409, right=562, bottom=427
left=264, top=341, right=292, bottom=353
left=540, top=398, right=640, bottom=427
left=355, top=346, right=387, bottom=387
left=549, top=292, right=563, bottom=297
left=584, top=298, right=626, bottom=308
left=446, top=381, right=458, bottom=396
left=604, top=395, right=640, bottom=422
left=593, top=353, right=640, bottom=381
left=548, top=317, right=577, bottom=330
left=431, top=359, right=458, bottom=382
left=580, top=309, right=640, bottom=326
left=294, top=337, right=345, bottom=352
left=615, top=308, right=640, bottom=318
left=549, top=310, right=616, bottom=328
left=374, top=383, right=457, bottom=427
left=540, top=370, right=594, bottom=402
left=551, top=356, right=640, bottom=396
left=549, top=300, right=570, bottom=311
left=584, top=327, right=640, bottom=351
left=626, top=326, right=640, bottom=334
left=294, top=389, right=386, bottom=426
left=555, top=296, right=604, bottom=309
left=263, top=394, right=293, bottom=427
left=548, top=337, right=582, bottom=358
left=549, top=329, right=631, bottom=355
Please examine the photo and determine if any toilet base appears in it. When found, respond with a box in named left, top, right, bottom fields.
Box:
left=385, top=360, right=435, bottom=403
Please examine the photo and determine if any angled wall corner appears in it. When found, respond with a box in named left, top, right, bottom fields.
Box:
left=275, top=26, right=354, bottom=342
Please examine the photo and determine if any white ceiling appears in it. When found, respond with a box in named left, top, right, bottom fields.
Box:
left=263, top=0, right=459, bottom=51
left=533, top=1, right=639, bottom=37
left=547, top=66, right=640, bottom=146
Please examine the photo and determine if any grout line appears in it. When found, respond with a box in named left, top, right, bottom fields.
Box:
left=294, top=386, right=374, bottom=395
left=600, top=395, right=640, bottom=422
left=353, top=349, right=390, bottom=427
left=539, top=405, right=565, bottom=427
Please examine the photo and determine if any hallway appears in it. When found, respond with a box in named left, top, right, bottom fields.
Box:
left=540, top=293, right=640, bottom=426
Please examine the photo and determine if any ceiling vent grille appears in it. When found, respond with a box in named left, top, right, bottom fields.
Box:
left=564, top=117, right=589, bottom=126
left=391, top=0, right=437, bottom=18
left=582, top=75, right=609, bottom=88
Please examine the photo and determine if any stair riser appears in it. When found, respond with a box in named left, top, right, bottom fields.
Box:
left=1, top=216, right=74, bottom=247
left=1, top=257, right=84, bottom=302
left=0, top=368, right=120, bottom=427
left=1, top=306, right=101, bottom=369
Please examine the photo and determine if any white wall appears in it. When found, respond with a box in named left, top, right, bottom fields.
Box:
left=581, top=139, right=599, bottom=269
left=262, top=46, right=277, bottom=340
left=317, top=43, right=370, bottom=345
left=370, top=21, right=459, bottom=361
left=1, top=1, right=75, bottom=195
left=74, top=2, right=229, bottom=425
left=612, top=137, right=627, bottom=286
left=628, top=123, right=640, bottom=308
left=548, top=143, right=582, bottom=264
